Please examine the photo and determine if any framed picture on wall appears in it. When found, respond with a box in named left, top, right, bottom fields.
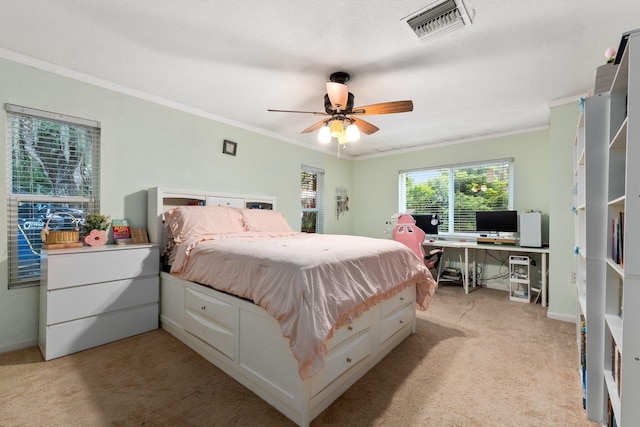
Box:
left=223, top=139, right=237, bottom=156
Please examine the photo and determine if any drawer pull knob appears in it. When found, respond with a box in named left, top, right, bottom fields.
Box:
left=400, top=297, right=404, bottom=301
left=399, top=320, right=404, bottom=324
left=346, top=357, right=352, bottom=363
left=201, top=306, right=206, bottom=311
left=348, top=326, right=353, bottom=331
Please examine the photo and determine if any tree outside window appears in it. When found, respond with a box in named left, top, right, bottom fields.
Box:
left=301, top=166, right=324, bottom=233
left=400, top=159, right=513, bottom=234
left=6, top=105, right=100, bottom=288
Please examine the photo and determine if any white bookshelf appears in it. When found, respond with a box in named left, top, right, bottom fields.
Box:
left=578, top=28, right=640, bottom=426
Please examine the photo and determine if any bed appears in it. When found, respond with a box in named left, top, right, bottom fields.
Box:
left=147, top=187, right=437, bottom=426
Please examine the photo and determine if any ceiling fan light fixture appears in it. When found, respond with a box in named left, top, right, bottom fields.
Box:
left=329, top=119, right=344, bottom=138
left=326, top=82, right=348, bottom=110
left=318, top=125, right=331, bottom=143
left=345, top=123, right=360, bottom=142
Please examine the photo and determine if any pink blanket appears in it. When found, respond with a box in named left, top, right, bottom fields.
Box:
left=171, top=232, right=437, bottom=379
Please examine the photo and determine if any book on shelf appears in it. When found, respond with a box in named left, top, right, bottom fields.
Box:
left=618, top=279, right=624, bottom=319
left=608, top=397, right=618, bottom=427
left=112, top=218, right=132, bottom=244
left=580, top=315, right=587, bottom=369
left=611, top=212, right=624, bottom=266
left=612, top=340, right=622, bottom=397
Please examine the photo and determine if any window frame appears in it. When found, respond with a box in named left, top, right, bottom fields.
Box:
left=6, top=104, right=101, bottom=289
left=301, top=165, right=324, bottom=234
left=399, top=158, right=514, bottom=236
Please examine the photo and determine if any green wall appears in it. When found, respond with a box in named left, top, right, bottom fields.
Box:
left=0, top=57, right=354, bottom=352
left=548, top=102, right=581, bottom=320
left=352, top=131, right=551, bottom=239
left=0, top=55, right=581, bottom=353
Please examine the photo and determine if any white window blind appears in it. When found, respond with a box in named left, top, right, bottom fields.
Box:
left=301, top=165, right=324, bottom=234
left=6, top=104, right=101, bottom=288
left=399, top=158, right=513, bottom=234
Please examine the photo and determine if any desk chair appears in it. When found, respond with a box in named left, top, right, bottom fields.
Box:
left=392, top=215, right=443, bottom=283
left=425, top=247, right=444, bottom=283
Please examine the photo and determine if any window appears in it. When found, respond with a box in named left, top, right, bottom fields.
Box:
left=399, top=158, right=513, bottom=234
left=6, top=104, right=101, bottom=288
left=301, top=165, right=324, bottom=233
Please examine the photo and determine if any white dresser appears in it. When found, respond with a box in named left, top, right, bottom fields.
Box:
left=39, top=244, right=159, bottom=360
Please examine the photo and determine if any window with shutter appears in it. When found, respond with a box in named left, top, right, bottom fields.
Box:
left=5, top=104, right=101, bottom=288
left=399, top=158, right=513, bottom=234
left=301, top=165, right=324, bottom=233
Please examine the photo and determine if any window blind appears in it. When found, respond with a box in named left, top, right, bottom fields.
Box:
left=301, top=165, right=324, bottom=234
left=399, top=158, right=513, bottom=234
left=5, top=104, right=101, bottom=288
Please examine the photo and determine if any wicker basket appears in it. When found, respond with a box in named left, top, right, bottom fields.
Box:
left=40, top=212, right=80, bottom=244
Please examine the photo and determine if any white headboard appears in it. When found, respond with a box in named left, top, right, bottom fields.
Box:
left=147, top=187, right=276, bottom=250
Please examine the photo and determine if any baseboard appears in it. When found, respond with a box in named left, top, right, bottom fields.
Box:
left=0, top=338, right=38, bottom=355
left=546, top=311, right=575, bottom=323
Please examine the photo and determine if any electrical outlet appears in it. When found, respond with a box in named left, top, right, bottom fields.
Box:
left=571, top=272, right=576, bottom=284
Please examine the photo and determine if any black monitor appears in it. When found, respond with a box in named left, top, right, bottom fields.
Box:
left=413, top=214, right=439, bottom=235
left=475, top=210, right=518, bottom=235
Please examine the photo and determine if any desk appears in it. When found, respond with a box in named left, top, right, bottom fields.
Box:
left=424, top=240, right=550, bottom=307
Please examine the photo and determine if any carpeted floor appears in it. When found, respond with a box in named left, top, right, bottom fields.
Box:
left=0, top=286, right=598, bottom=426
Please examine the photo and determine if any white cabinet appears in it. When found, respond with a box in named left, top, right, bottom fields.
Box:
left=579, top=28, right=640, bottom=426
left=509, top=255, right=530, bottom=303
left=39, top=244, right=159, bottom=360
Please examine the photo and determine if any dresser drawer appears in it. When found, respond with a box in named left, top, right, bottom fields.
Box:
left=380, top=304, right=414, bottom=344
left=46, top=276, right=159, bottom=325
left=41, top=303, right=158, bottom=361
left=184, top=309, right=235, bottom=360
left=44, top=246, right=159, bottom=290
left=310, top=330, right=372, bottom=397
left=380, top=285, right=414, bottom=318
left=185, top=287, right=237, bottom=331
left=326, top=308, right=373, bottom=352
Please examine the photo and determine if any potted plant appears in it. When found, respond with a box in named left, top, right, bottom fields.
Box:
left=83, top=213, right=111, bottom=246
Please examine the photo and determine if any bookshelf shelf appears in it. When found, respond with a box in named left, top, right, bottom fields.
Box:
left=577, top=28, right=640, bottom=427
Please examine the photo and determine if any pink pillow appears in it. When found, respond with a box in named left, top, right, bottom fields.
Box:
left=167, top=205, right=244, bottom=243
left=241, top=209, right=294, bottom=232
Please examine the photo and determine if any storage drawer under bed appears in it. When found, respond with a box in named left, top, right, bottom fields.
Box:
left=184, top=287, right=237, bottom=360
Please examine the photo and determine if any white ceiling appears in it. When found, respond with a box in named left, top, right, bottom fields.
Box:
left=1, top=1, right=639, bottom=158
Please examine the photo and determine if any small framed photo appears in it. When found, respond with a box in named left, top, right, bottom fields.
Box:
left=223, top=139, right=237, bottom=156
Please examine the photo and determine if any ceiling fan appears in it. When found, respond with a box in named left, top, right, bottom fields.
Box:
left=268, top=72, right=413, bottom=145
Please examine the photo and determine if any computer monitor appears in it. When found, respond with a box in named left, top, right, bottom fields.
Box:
left=475, top=210, right=518, bottom=235
left=413, top=214, right=439, bottom=236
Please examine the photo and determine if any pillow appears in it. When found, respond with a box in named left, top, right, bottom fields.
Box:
left=240, top=209, right=294, bottom=233
left=166, top=205, right=245, bottom=243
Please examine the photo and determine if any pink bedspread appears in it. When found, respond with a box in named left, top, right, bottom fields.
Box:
left=171, top=232, right=437, bottom=379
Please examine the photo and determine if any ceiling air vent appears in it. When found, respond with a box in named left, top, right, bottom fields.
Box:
left=402, top=0, right=473, bottom=44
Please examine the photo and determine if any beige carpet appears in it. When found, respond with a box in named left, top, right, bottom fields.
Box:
left=0, top=286, right=597, bottom=427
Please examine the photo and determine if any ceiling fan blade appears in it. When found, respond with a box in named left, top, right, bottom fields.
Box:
left=301, top=119, right=328, bottom=134
left=350, top=100, right=413, bottom=115
left=326, top=82, right=348, bottom=110
left=351, top=117, right=379, bottom=135
left=268, top=109, right=328, bottom=116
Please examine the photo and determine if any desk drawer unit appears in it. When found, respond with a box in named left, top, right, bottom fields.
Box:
left=39, top=244, right=159, bottom=360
